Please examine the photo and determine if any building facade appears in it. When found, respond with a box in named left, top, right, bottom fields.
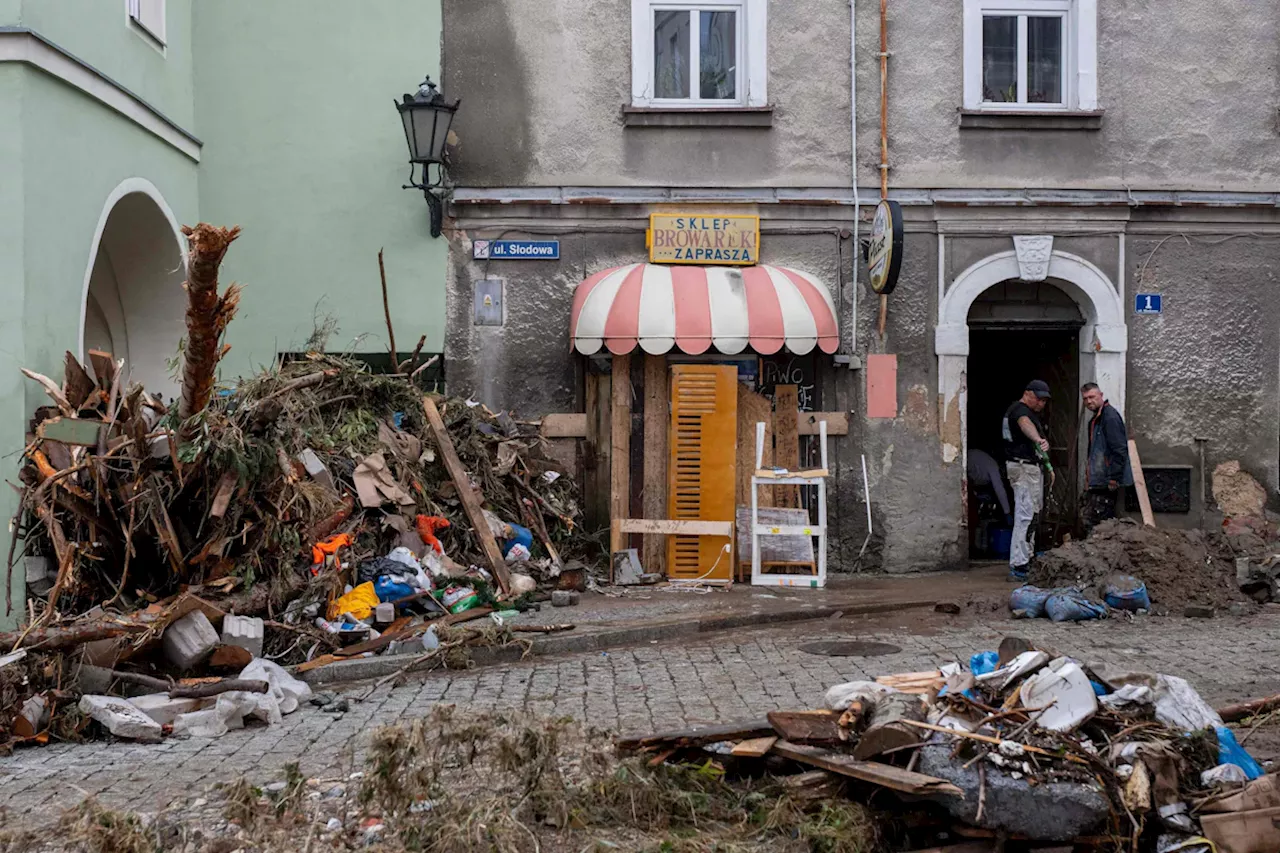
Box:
left=0, top=0, right=447, bottom=626
left=441, top=0, right=1280, bottom=575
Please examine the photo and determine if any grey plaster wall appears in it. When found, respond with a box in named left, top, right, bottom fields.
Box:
left=1124, top=233, right=1280, bottom=513
left=442, top=0, right=853, bottom=187
left=858, top=0, right=1280, bottom=192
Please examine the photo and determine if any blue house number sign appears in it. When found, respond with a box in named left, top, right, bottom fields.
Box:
left=1134, top=293, right=1162, bottom=315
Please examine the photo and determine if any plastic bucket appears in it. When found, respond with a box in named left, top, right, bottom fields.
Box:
left=990, top=526, right=1013, bottom=558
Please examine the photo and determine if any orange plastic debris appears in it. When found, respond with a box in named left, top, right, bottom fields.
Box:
left=310, top=532, right=353, bottom=569
left=415, top=514, right=450, bottom=554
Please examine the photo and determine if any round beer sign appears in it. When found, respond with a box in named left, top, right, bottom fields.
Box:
left=866, top=199, right=903, bottom=295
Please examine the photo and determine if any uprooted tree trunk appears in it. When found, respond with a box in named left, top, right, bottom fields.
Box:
left=179, top=223, right=243, bottom=435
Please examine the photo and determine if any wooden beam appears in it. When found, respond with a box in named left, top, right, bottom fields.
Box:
left=642, top=355, right=668, bottom=575
left=616, top=719, right=774, bottom=751
left=798, top=412, right=849, bottom=436
left=1129, top=439, right=1156, bottom=527
left=774, top=386, right=800, bottom=507
left=610, top=353, right=632, bottom=552
left=769, top=741, right=963, bottom=797
left=422, top=396, right=511, bottom=594
left=540, top=413, right=587, bottom=438
left=537, top=409, right=847, bottom=440
left=614, top=519, right=734, bottom=537
left=584, top=372, right=611, bottom=529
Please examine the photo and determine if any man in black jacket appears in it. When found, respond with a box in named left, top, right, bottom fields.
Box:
left=1081, top=383, right=1133, bottom=533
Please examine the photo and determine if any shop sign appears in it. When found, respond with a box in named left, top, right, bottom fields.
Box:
left=866, top=200, right=903, bottom=295
left=648, top=214, right=759, bottom=265
left=473, top=239, right=560, bottom=260
left=1134, top=293, right=1162, bottom=315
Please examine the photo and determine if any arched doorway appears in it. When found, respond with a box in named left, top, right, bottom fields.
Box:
left=934, top=242, right=1127, bottom=550
left=80, top=180, right=187, bottom=402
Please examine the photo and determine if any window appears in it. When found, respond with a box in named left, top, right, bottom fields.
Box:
left=127, top=0, right=166, bottom=47
left=631, top=0, right=767, bottom=108
left=962, top=0, right=1096, bottom=111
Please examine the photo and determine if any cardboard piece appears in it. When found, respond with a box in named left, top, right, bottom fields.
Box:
left=353, top=452, right=415, bottom=508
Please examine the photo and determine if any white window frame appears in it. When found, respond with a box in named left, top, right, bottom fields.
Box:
left=962, top=0, right=1096, bottom=111
left=631, top=0, right=768, bottom=108
left=127, top=0, right=167, bottom=50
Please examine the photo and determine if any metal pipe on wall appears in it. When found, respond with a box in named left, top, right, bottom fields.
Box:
left=850, top=0, right=859, bottom=354
left=876, top=0, right=890, bottom=339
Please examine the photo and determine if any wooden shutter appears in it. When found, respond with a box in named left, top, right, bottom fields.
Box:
left=667, top=365, right=738, bottom=581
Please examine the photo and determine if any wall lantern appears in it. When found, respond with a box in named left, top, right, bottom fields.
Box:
left=396, top=76, right=460, bottom=238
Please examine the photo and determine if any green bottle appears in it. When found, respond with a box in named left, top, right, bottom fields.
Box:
left=1035, top=444, right=1054, bottom=474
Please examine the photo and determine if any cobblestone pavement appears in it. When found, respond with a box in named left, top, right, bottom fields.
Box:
left=3, top=610, right=1279, bottom=826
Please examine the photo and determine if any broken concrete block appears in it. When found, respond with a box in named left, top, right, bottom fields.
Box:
left=1185, top=605, right=1216, bottom=619
left=220, top=614, right=264, bottom=658
left=172, top=708, right=230, bottom=738
left=163, top=610, right=220, bottom=669
left=551, top=590, right=580, bottom=607
left=74, top=664, right=113, bottom=694
left=78, top=695, right=162, bottom=743
left=919, top=743, right=1108, bottom=840
left=297, top=448, right=336, bottom=492
left=129, top=693, right=207, bottom=726
left=24, top=556, right=52, bottom=596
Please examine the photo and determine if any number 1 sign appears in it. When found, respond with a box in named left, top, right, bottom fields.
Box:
left=1134, top=293, right=1163, bottom=315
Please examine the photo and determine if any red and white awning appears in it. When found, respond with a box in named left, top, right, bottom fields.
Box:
left=569, top=264, right=839, bottom=356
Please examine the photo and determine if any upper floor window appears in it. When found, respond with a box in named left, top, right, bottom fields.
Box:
left=631, top=0, right=768, bottom=108
left=962, top=0, right=1096, bottom=111
left=127, top=0, right=166, bottom=48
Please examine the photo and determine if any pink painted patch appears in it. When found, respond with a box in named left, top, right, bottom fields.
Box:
left=866, top=354, right=898, bottom=419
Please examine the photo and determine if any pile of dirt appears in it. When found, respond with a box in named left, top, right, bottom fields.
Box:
left=1028, top=518, right=1274, bottom=610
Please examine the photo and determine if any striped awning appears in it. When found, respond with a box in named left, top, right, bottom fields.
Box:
left=569, top=263, right=839, bottom=356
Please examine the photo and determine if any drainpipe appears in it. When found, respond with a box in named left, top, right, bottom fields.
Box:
left=876, top=0, right=890, bottom=339
left=850, top=0, right=859, bottom=355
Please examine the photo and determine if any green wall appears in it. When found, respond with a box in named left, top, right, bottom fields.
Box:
left=194, top=0, right=446, bottom=374
left=17, top=0, right=195, bottom=129
left=0, top=65, right=26, bottom=628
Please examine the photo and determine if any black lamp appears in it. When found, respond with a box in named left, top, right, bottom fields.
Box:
left=396, top=76, right=460, bottom=238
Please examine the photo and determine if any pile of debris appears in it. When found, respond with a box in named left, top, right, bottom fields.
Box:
left=621, top=635, right=1280, bottom=852
left=1020, top=518, right=1280, bottom=620
left=1, top=224, right=586, bottom=749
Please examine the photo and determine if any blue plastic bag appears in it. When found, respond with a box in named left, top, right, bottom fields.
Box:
left=374, top=576, right=415, bottom=603
left=1216, top=725, right=1265, bottom=780
left=1104, top=575, right=1152, bottom=611
left=1045, top=590, right=1107, bottom=622
left=1009, top=585, right=1053, bottom=618
left=502, top=523, right=534, bottom=558
left=969, top=651, right=999, bottom=677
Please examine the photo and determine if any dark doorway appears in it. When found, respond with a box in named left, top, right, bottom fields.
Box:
left=967, top=327, right=1081, bottom=558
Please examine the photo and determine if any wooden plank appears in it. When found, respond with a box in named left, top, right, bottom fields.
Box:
left=753, top=468, right=829, bottom=479
left=642, top=355, right=668, bottom=576
left=36, top=416, right=104, bottom=447
left=209, top=472, right=237, bottom=519
left=770, top=741, right=963, bottom=797
left=615, top=519, right=734, bottom=536
left=767, top=710, right=844, bottom=745
left=731, top=736, right=778, bottom=757
left=609, top=354, right=632, bottom=552
left=546, top=409, right=847, bottom=440
left=736, top=384, right=774, bottom=511
left=616, top=719, right=774, bottom=751
left=773, top=386, right=800, bottom=507
left=87, top=349, right=117, bottom=389
left=540, top=413, right=587, bottom=438
left=797, top=412, right=849, bottom=436
left=1129, top=439, right=1156, bottom=527
left=422, top=396, right=511, bottom=594
left=62, top=351, right=97, bottom=409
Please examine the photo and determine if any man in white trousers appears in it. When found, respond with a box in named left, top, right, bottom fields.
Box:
left=1001, top=380, right=1052, bottom=581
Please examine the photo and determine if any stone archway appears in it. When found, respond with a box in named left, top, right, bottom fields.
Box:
left=935, top=243, right=1126, bottom=468
left=79, top=179, right=187, bottom=400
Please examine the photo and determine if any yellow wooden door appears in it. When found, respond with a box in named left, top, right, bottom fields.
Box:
left=667, top=365, right=738, bottom=581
